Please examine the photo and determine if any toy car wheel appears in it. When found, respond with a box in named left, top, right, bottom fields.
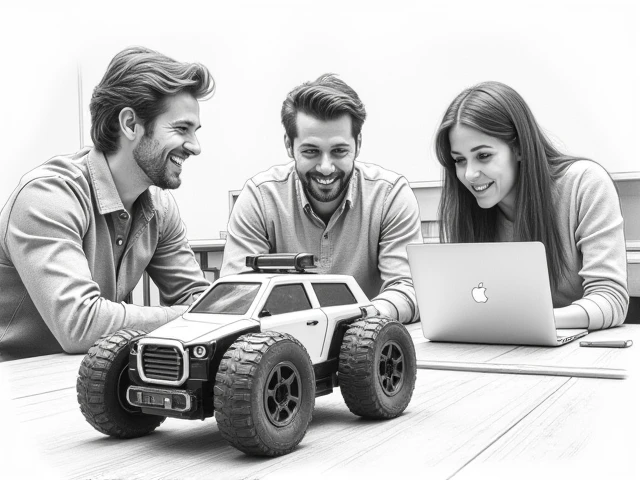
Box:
left=214, top=332, right=315, bottom=456
left=77, top=329, right=165, bottom=438
left=338, top=317, right=417, bottom=419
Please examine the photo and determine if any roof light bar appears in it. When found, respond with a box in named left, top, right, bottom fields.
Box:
left=245, top=253, right=316, bottom=272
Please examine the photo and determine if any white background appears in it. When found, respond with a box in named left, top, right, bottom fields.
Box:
left=2, top=0, right=638, bottom=239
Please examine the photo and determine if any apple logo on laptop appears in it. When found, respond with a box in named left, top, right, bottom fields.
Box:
left=472, top=282, right=488, bottom=303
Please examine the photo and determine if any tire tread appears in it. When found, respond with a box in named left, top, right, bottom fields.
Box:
left=214, top=332, right=313, bottom=456
left=338, top=317, right=416, bottom=419
left=77, top=329, right=164, bottom=438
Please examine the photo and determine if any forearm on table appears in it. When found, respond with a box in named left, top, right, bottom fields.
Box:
left=36, top=295, right=180, bottom=354
left=373, top=285, right=418, bottom=324
left=571, top=288, right=629, bottom=330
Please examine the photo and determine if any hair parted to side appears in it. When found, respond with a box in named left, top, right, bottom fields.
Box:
left=89, top=46, right=215, bottom=154
left=435, top=81, right=577, bottom=291
left=281, top=73, right=367, bottom=142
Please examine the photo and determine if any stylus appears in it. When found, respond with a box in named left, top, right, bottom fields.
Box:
left=579, top=340, right=633, bottom=348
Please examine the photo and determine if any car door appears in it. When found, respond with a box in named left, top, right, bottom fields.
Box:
left=258, top=283, right=328, bottom=362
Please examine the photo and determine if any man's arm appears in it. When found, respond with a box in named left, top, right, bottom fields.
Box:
left=145, top=191, right=210, bottom=305
left=373, top=177, right=422, bottom=324
left=5, top=177, right=186, bottom=353
left=220, top=180, right=271, bottom=276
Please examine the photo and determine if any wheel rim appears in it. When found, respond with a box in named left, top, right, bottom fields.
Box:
left=263, top=361, right=302, bottom=427
left=377, top=340, right=405, bottom=397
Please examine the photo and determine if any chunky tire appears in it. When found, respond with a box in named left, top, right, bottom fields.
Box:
left=214, top=332, right=315, bottom=456
left=77, top=329, right=165, bottom=438
left=338, top=317, right=417, bottom=419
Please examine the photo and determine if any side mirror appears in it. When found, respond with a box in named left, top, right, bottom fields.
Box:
left=259, top=308, right=272, bottom=318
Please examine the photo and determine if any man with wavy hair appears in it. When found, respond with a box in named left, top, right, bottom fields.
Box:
left=0, top=47, right=215, bottom=360
left=221, top=74, right=421, bottom=324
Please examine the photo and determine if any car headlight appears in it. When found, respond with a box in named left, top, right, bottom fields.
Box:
left=192, top=345, right=207, bottom=358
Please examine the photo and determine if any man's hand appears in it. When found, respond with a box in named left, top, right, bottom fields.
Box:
left=371, top=300, right=397, bottom=320
left=167, top=305, right=190, bottom=321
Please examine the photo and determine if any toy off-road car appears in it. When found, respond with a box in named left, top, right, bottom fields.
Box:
left=77, top=254, right=417, bottom=456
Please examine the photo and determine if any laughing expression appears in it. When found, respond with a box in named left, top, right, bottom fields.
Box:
left=289, top=112, right=358, bottom=208
left=134, top=92, right=202, bottom=190
left=449, top=124, right=520, bottom=220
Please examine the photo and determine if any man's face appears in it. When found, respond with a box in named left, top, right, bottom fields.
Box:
left=134, top=92, right=202, bottom=190
left=290, top=112, right=359, bottom=204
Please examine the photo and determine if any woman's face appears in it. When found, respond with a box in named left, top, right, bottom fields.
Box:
left=448, top=124, right=520, bottom=221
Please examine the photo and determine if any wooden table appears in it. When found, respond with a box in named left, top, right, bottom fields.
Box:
left=1, top=325, right=638, bottom=479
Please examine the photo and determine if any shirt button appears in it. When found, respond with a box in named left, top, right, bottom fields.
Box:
left=116, top=238, right=124, bottom=246
left=324, top=233, right=328, bottom=239
left=119, top=211, right=129, bottom=220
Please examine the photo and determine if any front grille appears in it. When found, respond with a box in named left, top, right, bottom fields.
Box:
left=141, top=345, right=184, bottom=382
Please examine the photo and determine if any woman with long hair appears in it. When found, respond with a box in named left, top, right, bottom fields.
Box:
left=435, top=81, right=628, bottom=330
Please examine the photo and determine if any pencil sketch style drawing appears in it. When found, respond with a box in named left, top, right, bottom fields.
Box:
left=77, top=253, right=417, bottom=456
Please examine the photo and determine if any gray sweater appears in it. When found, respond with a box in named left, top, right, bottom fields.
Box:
left=498, top=160, right=628, bottom=330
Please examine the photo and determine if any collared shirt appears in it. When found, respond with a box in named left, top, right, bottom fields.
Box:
left=0, top=148, right=209, bottom=360
left=221, top=161, right=422, bottom=324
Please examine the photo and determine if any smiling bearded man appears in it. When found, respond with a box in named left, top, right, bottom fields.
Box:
left=0, top=47, right=215, bottom=361
left=132, top=91, right=202, bottom=191
left=221, top=74, right=422, bottom=325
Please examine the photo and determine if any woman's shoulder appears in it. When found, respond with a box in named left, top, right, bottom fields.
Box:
left=559, top=158, right=614, bottom=187
left=555, top=158, right=620, bottom=208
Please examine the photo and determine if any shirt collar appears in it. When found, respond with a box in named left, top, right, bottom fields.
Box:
left=87, top=149, right=155, bottom=218
left=138, top=188, right=156, bottom=222
left=343, top=166, right=359, bottom=208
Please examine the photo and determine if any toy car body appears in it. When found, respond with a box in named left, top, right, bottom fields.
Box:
left=77, top=254, right=417, bottom=456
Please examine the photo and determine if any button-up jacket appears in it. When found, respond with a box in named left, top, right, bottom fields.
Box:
left=0, top=148, right=209, bottom=360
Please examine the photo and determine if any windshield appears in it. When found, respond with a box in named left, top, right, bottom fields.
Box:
left=191, top=282, right=262, bottom=315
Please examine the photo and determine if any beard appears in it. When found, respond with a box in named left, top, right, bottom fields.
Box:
left=133, top=134, right=181, bottom=190
left=299, top=167, right=353, bottom=204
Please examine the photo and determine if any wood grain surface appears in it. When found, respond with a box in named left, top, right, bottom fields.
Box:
left=1, top=324, right=638, bottom=479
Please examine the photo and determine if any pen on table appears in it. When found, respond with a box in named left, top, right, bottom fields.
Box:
left=579, top=340, right=633, bottom=348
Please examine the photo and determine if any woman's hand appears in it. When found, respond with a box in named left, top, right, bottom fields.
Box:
left=553, top=304, right=589, bottom=329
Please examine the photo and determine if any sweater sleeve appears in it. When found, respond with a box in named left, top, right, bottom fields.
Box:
left=374, top=177, right=423, bottom=324
left=145, top=191, right=210, bottom=305
left=570, top=163, right=629, bottom=329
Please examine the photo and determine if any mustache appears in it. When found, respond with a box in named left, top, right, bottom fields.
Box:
left=306, top=171, right=345, bottom=181
left=169, top=149, right=190, bottom=158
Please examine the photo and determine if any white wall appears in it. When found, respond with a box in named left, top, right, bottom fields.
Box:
left=1, top=6, right=80, bottom=208
left=3, top=0, right=638, bottom=240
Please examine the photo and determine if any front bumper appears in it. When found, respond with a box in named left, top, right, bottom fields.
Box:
left=127, top=385, right=195, bottom=414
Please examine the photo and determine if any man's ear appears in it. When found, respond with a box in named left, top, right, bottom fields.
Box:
left=119, top=107, right=142, bottom=142
left=355, top=133, right=362, bottom=159
left=284, top=134, right=294, bottom=159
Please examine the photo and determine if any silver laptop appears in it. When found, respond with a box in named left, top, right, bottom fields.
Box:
left=407, top=242, right=588, bottom=347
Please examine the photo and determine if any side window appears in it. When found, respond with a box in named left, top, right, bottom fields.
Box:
left=312, top=283, right=357, bottom=307
left=263, top=284, right=312, bottom=316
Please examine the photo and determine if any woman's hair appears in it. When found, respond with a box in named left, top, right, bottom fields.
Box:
left=281, top=73, right=367, bottom=143
left=89, top=46, right=215, bottom=154
left=435, top=81, right=577, bottom=290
